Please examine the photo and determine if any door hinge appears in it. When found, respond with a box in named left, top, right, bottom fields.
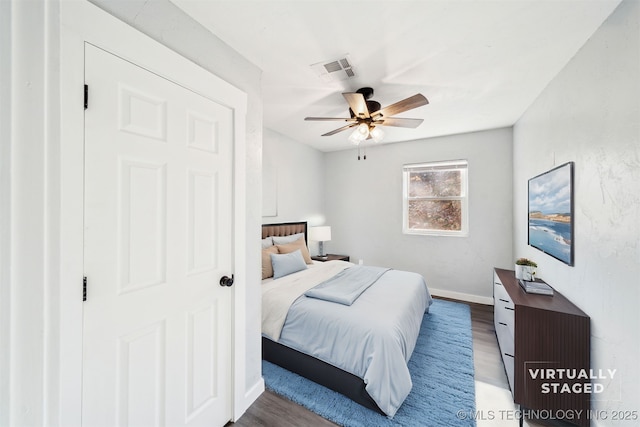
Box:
left=83, top=276, right=87, bottom=301
left=84, top=84, right=88, bottom=110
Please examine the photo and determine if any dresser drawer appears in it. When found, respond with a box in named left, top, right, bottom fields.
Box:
left=495, top=314, right=514, bottom=357
left=501, top=351, right=515, bottom=392
left=493, top=275, right=513, bottom=309
left=494, top=298, right=514, bottom=331
left=494, top=276, right=515, bottom=322
left=495, top=298, right=515, bottom=353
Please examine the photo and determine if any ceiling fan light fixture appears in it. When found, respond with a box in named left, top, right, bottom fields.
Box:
left=370, top=126, right=384, bottom=142
left=349, top=124, right=369, bottom=145
left=348, top=130, right=363, bottom=145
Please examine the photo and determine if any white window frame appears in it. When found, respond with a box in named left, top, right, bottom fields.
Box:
left=402, top=160, right=469, bottom=236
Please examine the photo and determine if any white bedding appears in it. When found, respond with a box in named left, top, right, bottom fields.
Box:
left=261, top=260, right=351, bottom=341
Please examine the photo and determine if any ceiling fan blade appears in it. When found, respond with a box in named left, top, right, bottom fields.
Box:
left=372, top=94, right=429, bottom=118
left=305, top=117, right=357, bottom=122
left=376, top=117, right=424, bottom=128
left=343, top=92, right=370, bottom=119
left=321, top=123, right=358, bottom=136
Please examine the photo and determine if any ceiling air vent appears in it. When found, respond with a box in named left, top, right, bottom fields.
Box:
left=323, top=61, right=343, bottom=73
left=311, top=55, right=356, bottom=82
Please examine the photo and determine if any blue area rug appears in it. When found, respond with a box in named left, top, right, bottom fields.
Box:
left=263, top=299, right=476, bottom=426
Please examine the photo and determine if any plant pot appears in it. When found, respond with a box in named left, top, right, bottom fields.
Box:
left=515, top=265, right=536, bottom=281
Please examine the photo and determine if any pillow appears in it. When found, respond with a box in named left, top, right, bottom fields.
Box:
left=276, top=237, right=313, bottom=264
left=261, top=245, right=279, bottom=280
left=272, top=232, right=304, bottom=245
left=261, top=236, right=274, bottom=249
left=271, top=250, right=307, bottom=279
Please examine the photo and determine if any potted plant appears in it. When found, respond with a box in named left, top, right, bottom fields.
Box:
left=515, top=258, right=537, bottom=281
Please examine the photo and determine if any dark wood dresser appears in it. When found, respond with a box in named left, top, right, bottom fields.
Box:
left=493, top=268, right=591, bottom=427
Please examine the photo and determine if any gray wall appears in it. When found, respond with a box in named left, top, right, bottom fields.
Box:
left=262, top=128, right=327, bottom=255
left=0, top=2, right=11, bottom=423
left=513, top=0, right=639, bottom=420
left=324, top=127, right=513, bottom=301
left=262, top=128, right=326, bottom=229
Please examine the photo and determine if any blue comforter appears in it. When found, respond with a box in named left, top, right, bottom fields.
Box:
left=273, top=262, right=432, bottom=417
left=304, top=265, right=391, bottom=305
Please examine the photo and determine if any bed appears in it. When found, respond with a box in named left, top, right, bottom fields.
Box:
left=261, top=221, right=432, bottom=417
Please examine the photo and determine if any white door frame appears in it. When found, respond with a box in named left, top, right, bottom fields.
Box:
left=58, top=2, right=248, bottom=425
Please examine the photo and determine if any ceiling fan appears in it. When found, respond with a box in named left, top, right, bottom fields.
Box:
left=304, top=87, right=429, bottom=144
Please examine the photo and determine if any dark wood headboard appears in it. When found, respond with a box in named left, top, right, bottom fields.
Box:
left=262, top=221, right=307, bottom=245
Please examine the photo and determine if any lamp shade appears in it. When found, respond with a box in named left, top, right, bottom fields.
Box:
left=309, top=226, right=331, bottom=242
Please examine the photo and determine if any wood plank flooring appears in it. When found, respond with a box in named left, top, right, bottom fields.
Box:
left=228, top=299, right=509, bottom=427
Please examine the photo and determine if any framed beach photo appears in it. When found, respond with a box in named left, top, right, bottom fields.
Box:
left=528, top=162, right=574, bottom=266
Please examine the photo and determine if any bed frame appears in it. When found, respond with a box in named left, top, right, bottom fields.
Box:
left=261, top=221, right=384, bottom=415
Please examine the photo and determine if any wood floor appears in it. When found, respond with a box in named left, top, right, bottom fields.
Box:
left=228, top=299, right=508, bottom=427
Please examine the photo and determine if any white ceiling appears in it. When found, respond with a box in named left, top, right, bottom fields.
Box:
left=172, top=0, right=621, bottom=152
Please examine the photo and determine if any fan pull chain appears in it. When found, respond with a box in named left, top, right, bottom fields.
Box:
left=357, top=145, right=368, bottom=160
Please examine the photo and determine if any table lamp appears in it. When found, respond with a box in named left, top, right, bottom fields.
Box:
left=309, top=226, right=332, bottom=258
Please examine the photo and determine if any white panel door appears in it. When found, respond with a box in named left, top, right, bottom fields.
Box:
left=82, top=44, right=233, bottom=427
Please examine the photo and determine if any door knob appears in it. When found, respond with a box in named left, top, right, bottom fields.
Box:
left=219, top=274, right=234, bottom=287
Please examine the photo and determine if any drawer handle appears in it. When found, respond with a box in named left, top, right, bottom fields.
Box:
left=495, top=282, right=502, bottom=286
left=504, top=353, right=514, bottom=358
left=498, top=322, right=508, bottom=326
left=499, top=298, right=510, bottom=303
left=505, top=307, right=514, bottom=311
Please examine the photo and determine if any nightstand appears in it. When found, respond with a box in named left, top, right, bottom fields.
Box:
left=311, top=254, right=350, bottom=262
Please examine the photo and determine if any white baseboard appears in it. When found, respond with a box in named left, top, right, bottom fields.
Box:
left=430, top=288, right=494, bottom=306
left=234, top=378, right=265, bottom=422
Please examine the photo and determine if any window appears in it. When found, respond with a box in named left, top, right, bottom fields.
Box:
left=403, top=160, right=468, bottom=236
